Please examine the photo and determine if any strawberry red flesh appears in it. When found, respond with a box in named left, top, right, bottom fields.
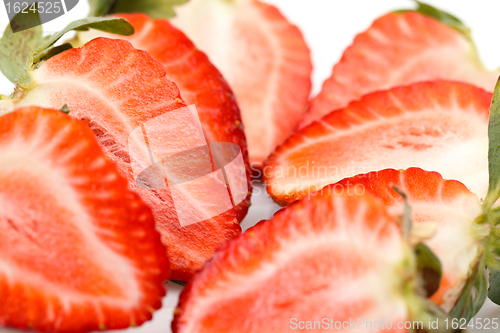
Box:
left=336, top=168, right=483, bottom=312
left=11, top=37, right=242, bottom=281
left=264, top=81, right=491, bottom=205
left=173, top=190, right=413, bottom=333
left=171, top=0, right=312, bottom=165
left=0, top=106, right=169, bottom=333
left=302, top=11, right=498, bottom=128
left=77, top=13, right=252, bottom=221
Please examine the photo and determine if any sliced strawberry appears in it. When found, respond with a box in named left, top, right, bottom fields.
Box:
left=336, top=168, right=484, bottom=312
left=264, top=81, right=491, bottom=205
left=0, top=106, right=168, bottom=333
left=301, top=10, right=498, bottom=128
left=173, top=190, right=418, bottom=332
left=76, top=13, right=251, bottom=222
left=171, top=0, right=312, bottom=165
left=9, top=37, right=241, bottom=281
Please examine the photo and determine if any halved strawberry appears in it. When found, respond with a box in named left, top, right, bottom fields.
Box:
left=75, top=13, right=251, bottom=223
left=0, top=106, right=168, bottom=332
left=7, top=37, right=241, bottom=281
left=173, top=190, right=420, bottom=332
left=336, top=168, right=485, bottom=312
left=264, top=81, right=491, bottom=205
left=171, top=0, right=312, bottom=166
left=301, top=10, right=498, bottom=128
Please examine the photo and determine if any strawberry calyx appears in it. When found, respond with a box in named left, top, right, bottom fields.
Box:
left=389, top=189, right=453, bottom=329
left=447, top=77, right=500, bottom=316
left=405, top=241, right=477, bottom=330
left=397, top=243, right=430, bottom=325
left=449, top=253, right=487, bottom=321
left=88, top=0, right=189, bottom=19
left=0, top=9, right=134, bottom=89
left=396, top=194, right=464, bottom=330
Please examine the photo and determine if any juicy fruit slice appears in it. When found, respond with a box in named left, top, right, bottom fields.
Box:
left=0, top=106, right=168, bottom=332
left=17, top=37, right=185, bottom=168
left=173, top=190, right=414, bottom=333
left=76, top=13, right=251, bottom=222
left=171, top=0, right=312, bottom=165
left=301, top=11, right=498, bottom=128
left=13, top=37, right=241, bottom=281
left=264, top=81, right=491, bottom=205
left=336, top=168, right=484, bottom=312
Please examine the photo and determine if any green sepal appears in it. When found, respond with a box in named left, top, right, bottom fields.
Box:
left=88, top=0, right=117, bottom=17
left=450, top=257, right=487, bottom=321
left=33, top=17, right=134, bottom=59
left=483, top=226, right=500, bottom=271
left=414, top=243, right=442, bottom=298
left=488, top=269, right=500, bottom=306
left=421, top=300, right=465, bottom=333
left=108, top=0, right=190, bottom=20
left=478, top=207, right=500, bottom=227
left=1, top=13, right=134, bottom=86
left=394, top=1, right=471, bottom=39
left=35, top=43, right=73, bottom=64
left=0, top=9, right=42, bottom=85
left=484, top=78, right=500, bottom=209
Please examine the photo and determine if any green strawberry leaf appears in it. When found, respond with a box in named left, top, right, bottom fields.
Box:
left=484, top=78, right=500, bottom=209
left=34, top=17, right=134, bottom=57
left=108, top=0, right=190, bottom=19
left=488, top=269, right=500, bottom=306
left=88, top=0, right=117, bottom=17
left=471, top=266, right=488, bottom=317
left=414, top=243, right=442, bottom=298
left=482, top=225, right=500, bottom=271
left=450, top=258, right=487, bottom=321
left=420, top=300, right=464, bottom=333
left=0, top=9, right=42, bottom=85
left=35, top=43, right=73, bottom=63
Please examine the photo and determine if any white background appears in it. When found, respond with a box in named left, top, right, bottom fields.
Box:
left=1, top=0, right=500, bottom=332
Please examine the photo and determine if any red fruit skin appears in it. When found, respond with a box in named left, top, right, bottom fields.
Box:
left=0, top=107, right=169, bottom=333
left=77, top=13, right=252, bottom=222
left=17, top=37, right=244, bottom=281
left=173, top=190, right=410, bottom=333
left=301, top=11, right=497, bottom=128
left=264, top=81, right=491, bottom=206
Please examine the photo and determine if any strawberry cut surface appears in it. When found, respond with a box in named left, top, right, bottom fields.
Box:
left=0, top=106, right=169, bottom=333
left=11, top=37, right=241, bottom=281
left=301, top=11, right=498, bottom=128
left=264, top=81, right=491, bottom=205
left=171, top=0, right=312, bottom=165
left=336, top=168, right=484, bottom=312
left=77, top=13, right=252, bottom=223
left=173, top=190, right=413, bottom=333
